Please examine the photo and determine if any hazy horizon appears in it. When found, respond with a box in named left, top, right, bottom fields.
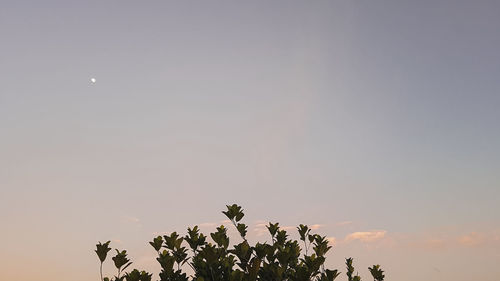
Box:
left=1, top=1, right=500, bottom=280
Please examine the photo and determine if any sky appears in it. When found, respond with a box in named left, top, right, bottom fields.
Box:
left=1, top=0, right=500, bottom=280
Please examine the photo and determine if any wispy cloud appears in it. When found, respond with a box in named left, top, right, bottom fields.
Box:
left=457, top=232, right=488, bottom=247
left=198, top=222, right=217, bottom=228
left=327, top=236, right=337, bottom=245
left=121, top=216, right=142, bottom=227
left=336, top=221, right=353, bottom=227
left=339, top=228, right=500, bottom=251
left=309, top=224, right=324, bottom=230
left=152, top=231, right=170, bottom=236
left=122, top=216, right=140, bottom=223
left=253, top=222, right=270, bottom=237
left=345, top=230, right=387, bottom=243
left=421, top=238, right=447, bottom=250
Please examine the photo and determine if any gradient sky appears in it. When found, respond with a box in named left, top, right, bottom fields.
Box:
left=1, top=1, right=500, bottom=280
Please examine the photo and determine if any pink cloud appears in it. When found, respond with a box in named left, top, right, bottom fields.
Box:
left=327, top=236, right=337, bottom=245
left=310, top=224, right=324, bottom=230
left=345, top=230, right=387, bottom=243
left=152, top=231, right=170, bottom=236
left=198, top=222, right=217, bottom=228
left=366, top=228, right=500, bottom=251
left=336, top=221, right=353, bottom=227
left=422, top=238, right=447, bottom=250
left=458, top=232, right=483, bottom=247
left=252, top=222, right=269, bottom=237
left=121, top=216, right=142, bottom=227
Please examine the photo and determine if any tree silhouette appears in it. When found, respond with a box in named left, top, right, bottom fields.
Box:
left=95, top=204, right=385, bottom=281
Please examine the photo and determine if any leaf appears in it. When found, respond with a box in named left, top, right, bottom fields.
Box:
left=369, top=265, right=385, bottom=281
left=122, top=261, right=133, bottom=272
left=236, top=223, right=248, bottom=238
left=149, top=236, right=163, bottom=252
left=95, top=241, right=112, bottom=263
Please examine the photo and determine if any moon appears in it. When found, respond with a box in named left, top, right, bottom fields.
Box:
left=90, top=78, right=96, bottom=83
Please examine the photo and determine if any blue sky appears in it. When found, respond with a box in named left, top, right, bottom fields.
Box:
left=1, top=1, right=500, bottom=281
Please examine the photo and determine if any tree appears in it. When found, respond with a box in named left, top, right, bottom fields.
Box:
left=95, top=204, right=385, bottom=281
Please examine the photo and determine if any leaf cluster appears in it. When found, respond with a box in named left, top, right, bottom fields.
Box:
left=95, top=204, right=385, bottom=281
